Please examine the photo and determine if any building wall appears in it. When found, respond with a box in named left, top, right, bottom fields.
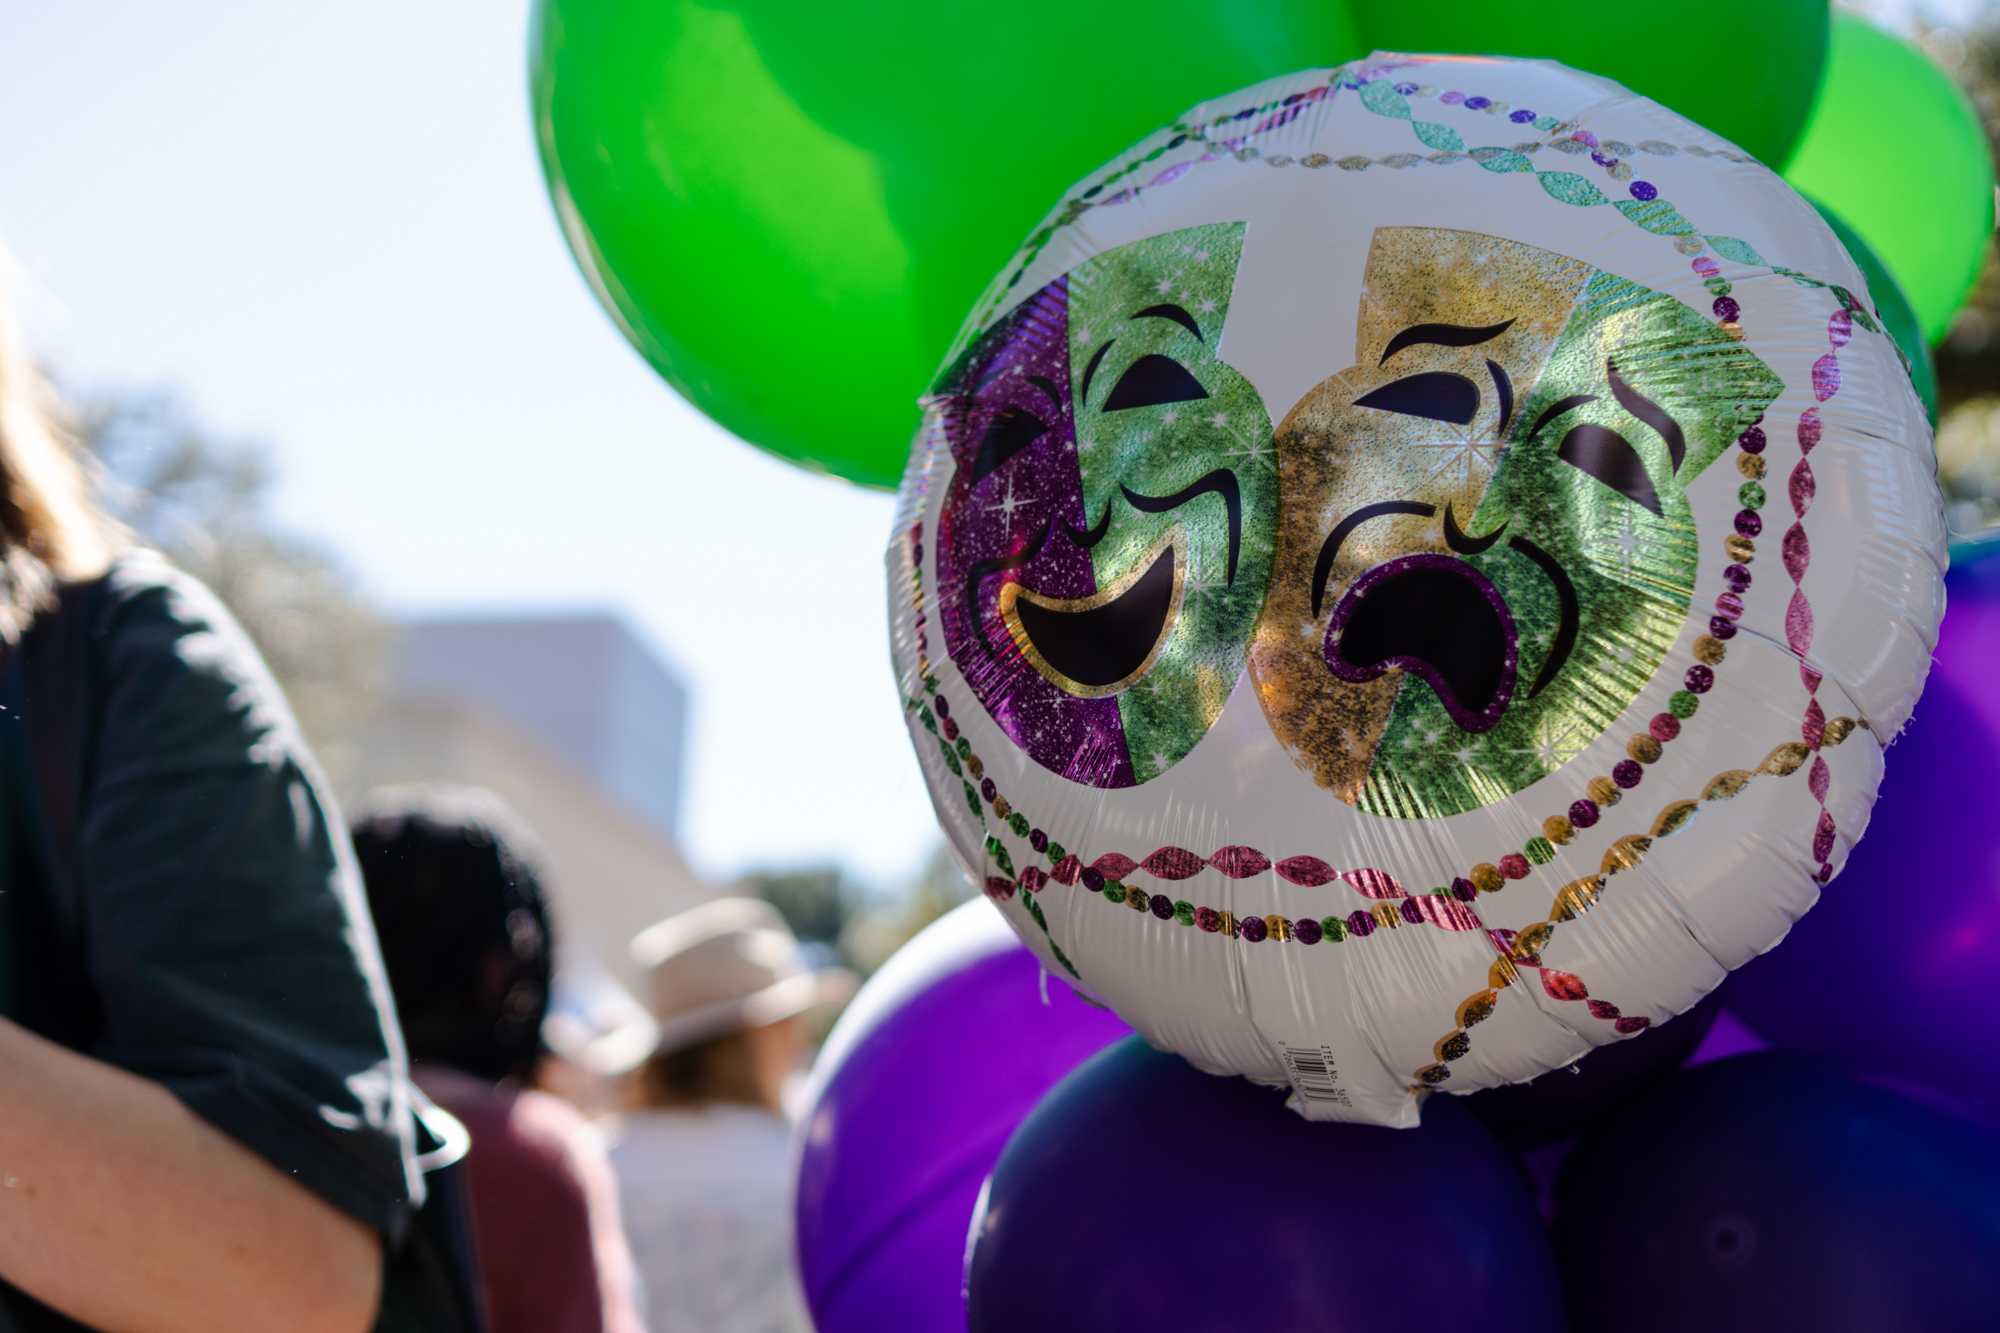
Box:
left=344, top=693, right=709, bottom=993
left=603, top=619, right=692, bottom=841
left=392, top=614, right=690, bottom=842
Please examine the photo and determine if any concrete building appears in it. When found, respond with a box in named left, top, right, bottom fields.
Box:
left=343, top=612, right=711, bottom=994
left=391, top=614, right=691, bottom=843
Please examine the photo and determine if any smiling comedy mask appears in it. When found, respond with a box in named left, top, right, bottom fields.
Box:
left=1251, top=226, right=1782, bottom=819
left=933, top=222, right=1276, bottom=789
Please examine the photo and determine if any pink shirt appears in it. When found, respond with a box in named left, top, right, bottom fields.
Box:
left=417, top=1066, right=645, bottom=1333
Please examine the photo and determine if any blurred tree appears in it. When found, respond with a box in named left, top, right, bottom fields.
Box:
left=1916, top=11, right=2000, bottom=532
left=1924, top=14, right=2000, bottom=406
left=744, top=864, right=854, bottom=950
left=839, top=844, right=977, bottom=975
left=71, top=389, right=386, bottom=779
left=742, top=849, right=982, bottom=980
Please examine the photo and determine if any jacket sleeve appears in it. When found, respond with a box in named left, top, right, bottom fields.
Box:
left=74, top=554, right=422, bottom=1238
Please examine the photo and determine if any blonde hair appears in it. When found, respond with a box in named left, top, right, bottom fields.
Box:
left=633, top=1029, right=768, bottom=1111
left=0, top=254, right=121, bottom=642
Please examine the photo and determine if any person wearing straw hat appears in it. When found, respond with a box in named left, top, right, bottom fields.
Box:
left=605, top=898, right=854, bottom=1333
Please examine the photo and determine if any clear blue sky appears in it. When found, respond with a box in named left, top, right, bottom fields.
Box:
left=0, top=2, right=1969, bottom=887
left=0, top=2, right=936, bottom=886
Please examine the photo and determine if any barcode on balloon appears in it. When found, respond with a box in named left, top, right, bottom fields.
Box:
left=1281, top=1044, right=1352, bottom=1108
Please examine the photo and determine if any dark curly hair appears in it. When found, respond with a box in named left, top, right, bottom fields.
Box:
left=350, top=785, right=554, bottom=1084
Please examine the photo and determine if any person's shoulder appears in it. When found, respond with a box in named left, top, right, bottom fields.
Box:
left=503, top=1085, right=600, bottom=1160
left=87, top=550, right=256, bottom=661
left=426, top=1073, right=598, bottom=1181
left=94, top=547, right=199, bottom=603
left=76, top=550, right=297, bottom=743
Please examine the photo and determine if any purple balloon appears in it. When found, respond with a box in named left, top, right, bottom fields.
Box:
left=1727, top=554, right=2000, bottom=1123
left=966, top=1037, right=1565, bottom=1333
left=793, top=901, right=1129, bottom=1332
left=1684, top=1007, right=1768, bottom=1066
left=1553, top=1054, right=2000, bottom=1333
left=1462, top=991, right=1724, bottom=1147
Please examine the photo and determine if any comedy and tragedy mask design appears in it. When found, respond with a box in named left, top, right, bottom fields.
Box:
left=933, top=223, right=1278, bottom=788
left=1250, top=227, right=1782, bottom=819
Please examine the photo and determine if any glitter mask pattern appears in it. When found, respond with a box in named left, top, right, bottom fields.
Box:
left=933, top=223, right=1277, bottom=788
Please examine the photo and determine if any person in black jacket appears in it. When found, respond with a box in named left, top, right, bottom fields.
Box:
left=0, top=259, right=431, bottom=1330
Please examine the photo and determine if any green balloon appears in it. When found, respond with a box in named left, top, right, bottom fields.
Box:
left=1785, top=13, right=1994, bottom=345
left=530, top=1, right=1361, bottom=488
left=1348, top=0, right=1829, bottom=169
left=1810, top=198, right=1938, bottom=425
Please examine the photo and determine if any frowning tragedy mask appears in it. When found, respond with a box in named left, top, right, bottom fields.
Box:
left=1250, top=226, right=1780, bottom=818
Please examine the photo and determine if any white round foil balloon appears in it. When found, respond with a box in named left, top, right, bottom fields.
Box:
left=887, top=54, right=1946, bottom=1126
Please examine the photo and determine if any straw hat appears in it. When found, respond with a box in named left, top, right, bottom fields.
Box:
left=540, top=962, right=656, bottom=1077
left=582, top=897, right=855, bottom=1075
